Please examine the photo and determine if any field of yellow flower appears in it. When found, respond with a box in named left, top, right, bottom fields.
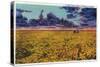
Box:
left=16, top=30, right=96, bottom=64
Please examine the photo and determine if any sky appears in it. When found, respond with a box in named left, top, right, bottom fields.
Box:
left=16, top=3, right=67, bottom=20
left=16, top=3, right=96, bottom=26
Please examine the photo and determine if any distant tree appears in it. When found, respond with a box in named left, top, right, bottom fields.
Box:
left=61, top=19, right=74, bottom=27
left=29, top=19, right=39, bottom=26
left=47, top=12, right=60, bottom=25
left=16, top=9, right=29, bottom=27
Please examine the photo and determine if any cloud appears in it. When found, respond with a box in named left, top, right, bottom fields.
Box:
left=62, top=6, right=96, bottom=27
left=80, top=8, right=96, bottom=21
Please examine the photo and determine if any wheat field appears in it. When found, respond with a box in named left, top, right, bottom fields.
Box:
left=16, top=30, right=96, bottom=64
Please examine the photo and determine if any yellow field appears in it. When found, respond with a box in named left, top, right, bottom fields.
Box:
left=16, top=30, right=96, bottom=64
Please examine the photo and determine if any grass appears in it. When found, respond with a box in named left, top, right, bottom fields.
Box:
left=16, top=30, right=96, bottom=64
